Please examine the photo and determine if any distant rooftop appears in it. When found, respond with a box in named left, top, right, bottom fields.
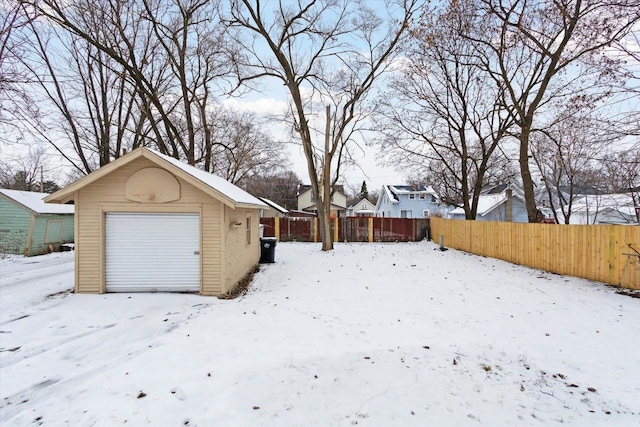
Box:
left=0, top=189, right=74, bottom=215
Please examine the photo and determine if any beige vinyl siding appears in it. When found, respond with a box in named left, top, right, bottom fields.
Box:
left=332, top=191, right=347, bottom=209
left=297, top=190, right=314, bottom=211
left=201, top=199, right=223, bottom=296
left=75, top=157, right=223, bottom=295
left=222, top=207, right=261, bottom=294
left=76, top=188, right=102, bottom=293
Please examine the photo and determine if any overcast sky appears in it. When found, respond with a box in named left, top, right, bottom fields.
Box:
left=222, top=93, right=404, bottom=194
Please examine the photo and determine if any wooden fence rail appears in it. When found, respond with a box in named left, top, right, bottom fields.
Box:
left=430, top=217, right=640, bottom=290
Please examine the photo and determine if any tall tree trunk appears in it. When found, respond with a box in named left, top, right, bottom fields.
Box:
left=519, top=125, right=539, bottom=222
left=321, top=105, right=333, bottom=250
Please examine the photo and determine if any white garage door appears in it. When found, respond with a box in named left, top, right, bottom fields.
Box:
left=105, top=213, right=200, bottom=292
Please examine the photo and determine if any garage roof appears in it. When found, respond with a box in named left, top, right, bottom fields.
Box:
left=44, top=147, right=266, bottom=210
left=259, top=197, right=288, bottom=214
left=0, top=188, right=74, bottom=215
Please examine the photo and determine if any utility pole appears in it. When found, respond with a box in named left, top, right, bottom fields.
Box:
left=321, top=104, right=333, bottom=250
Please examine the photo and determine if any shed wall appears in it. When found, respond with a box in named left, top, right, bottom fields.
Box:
left=28, top=214, right=74, bottom=256
left=223, top=207, right=261, bottom=294
left=0, top=197, right=31, bottom=255
left=75, top=158, right=224, bottom=295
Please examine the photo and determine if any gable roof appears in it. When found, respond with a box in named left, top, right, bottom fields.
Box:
left=380, top=184, right=438, bottom=203
left=259, top=197, right=288, bottom=214
left=348, top=198, right=374, bottom=210
left=0, top=189, right=74, bottom=215
left=44, top=147, right=266, bottom=210
left=450, top=190, right=524, bottom=216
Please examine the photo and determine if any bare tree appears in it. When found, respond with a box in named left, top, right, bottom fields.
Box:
left=225, top=0, right=421, bottom=250
left=19, top=0, right=236, bottom=167
left=462, top=0, right=639, bottom=222
left=377, top=2, right=515, bottom=219
left=205, top=107, right=288, bottom=184
left=602, top=148, right=640, bottom=223
left=0, top=145, right=55, bottom=191
left=14, top=17, right=144, bottom=174
left=0, top=2, right=37, bottom=138
left=240, top=170, right=302, bottom=211
left=530, top=105, right=609, bottom=224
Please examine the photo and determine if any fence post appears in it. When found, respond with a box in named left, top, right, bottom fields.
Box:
left=313, top=217, right=318, bottom=242
left=275, top=217, right=280, bottom=241
left=368, top=217, right=374, bottom=242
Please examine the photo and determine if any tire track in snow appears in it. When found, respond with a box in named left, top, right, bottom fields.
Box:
left=0, top=255, right=74, bottom=324
left=0, top=324, right=116, bottom=368
left=0, top=306, right=205, bottom=423
left=0, top=257, right=73, bottom=290
left=0, top=339, right=156, bottom=423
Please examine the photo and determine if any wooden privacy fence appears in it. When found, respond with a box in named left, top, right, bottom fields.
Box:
left=260, top=217, right=430, bottom=243
left=430, top=217, right=640, bottom=290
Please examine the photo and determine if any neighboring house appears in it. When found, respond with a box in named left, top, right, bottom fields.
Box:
left=375, top=184, right=440, bottom=218
left=449, top=186, right=528, bottom=222
left=0, top=189, right=74, bottom=256
left=259, top=197, right=288, bottom=218
left=297, top=184, right=347, bottom=218
left=45, top=147, right=266, bottom=296
left=347, top=198, right=376, bottom=217
left=561, top=193, right=639, bottom=225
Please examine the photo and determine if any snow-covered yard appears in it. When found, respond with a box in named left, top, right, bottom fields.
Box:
left=1, top=241, right=639, bottom=426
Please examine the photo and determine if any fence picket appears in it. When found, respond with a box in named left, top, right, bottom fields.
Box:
left=430, top=217, right=640, bottom=290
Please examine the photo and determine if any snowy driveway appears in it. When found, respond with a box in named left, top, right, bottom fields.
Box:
left=1, top=242, right=639, bottom=426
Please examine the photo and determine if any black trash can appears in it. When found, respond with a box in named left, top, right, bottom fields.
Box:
left=260, top=237, right=277, bottom=263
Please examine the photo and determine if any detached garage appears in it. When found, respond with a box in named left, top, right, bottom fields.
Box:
left=45, top=147, right=266, bottom=296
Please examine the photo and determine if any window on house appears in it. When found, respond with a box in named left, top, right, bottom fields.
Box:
left=408, top=193, right=415, bottom=200
left=246, top=216, right=251, bottom=245
left=401, top=210, right=412, bottom=218
left=419, top=193, right=426, bottom=200
left=423, top=209, right=431, bottom=218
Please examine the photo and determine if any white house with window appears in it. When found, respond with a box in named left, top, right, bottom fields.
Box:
left=297, top=184, right=347, bottom=218
left=346, top=198, right=376, bottom=217
left=374, top=184, right=440, bottom=218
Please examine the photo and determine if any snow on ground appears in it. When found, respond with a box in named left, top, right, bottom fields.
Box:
left=0, top=242, right=639, bottom=426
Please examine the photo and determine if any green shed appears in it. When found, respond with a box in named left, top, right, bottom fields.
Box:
left=0, top=188, right=74, bottom=256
